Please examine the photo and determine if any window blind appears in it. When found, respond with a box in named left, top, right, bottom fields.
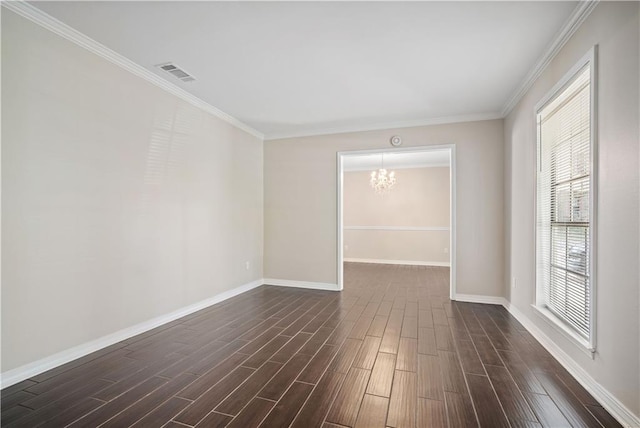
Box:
left=537, top=65, right=592, bottom=339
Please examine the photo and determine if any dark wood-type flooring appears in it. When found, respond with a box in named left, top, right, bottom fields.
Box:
left=2, top=263, right=621, bottom=427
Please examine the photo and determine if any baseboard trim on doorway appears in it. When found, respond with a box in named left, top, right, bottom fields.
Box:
left=263, top=278, right=340, bottom=291
left=453, top=293, right=508, bottom=305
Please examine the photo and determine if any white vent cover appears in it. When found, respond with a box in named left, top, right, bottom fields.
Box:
left=156, top=63, right=195, bottom=82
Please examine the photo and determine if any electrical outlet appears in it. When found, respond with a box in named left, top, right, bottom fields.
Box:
left=444, top=247, right=449, bottom=254
left=512, top=277, right=517, bottom=288
left=344, top=244, right=349, bottom=251
left=245, top=261, right=250, bottom=271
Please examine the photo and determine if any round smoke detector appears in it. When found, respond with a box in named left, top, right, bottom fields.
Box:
left=390, top=135, right=402, bottom=146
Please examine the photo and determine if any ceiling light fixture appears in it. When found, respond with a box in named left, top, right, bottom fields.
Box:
left=370, top=154, right=396, bottom=194
left=390, top=135, right=402, bottom=146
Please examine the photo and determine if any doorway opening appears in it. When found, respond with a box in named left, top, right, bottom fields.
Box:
left=337, top=145, right=456, bottom=299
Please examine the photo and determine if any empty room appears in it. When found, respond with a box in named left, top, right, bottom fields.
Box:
left=2, top=1, right=639, bottom=427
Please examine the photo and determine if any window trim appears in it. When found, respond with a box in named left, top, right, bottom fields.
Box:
left=534, top=46, right=598, bottom=355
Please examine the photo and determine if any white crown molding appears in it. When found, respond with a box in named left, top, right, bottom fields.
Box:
left=0, top=278, right=264, bottom=389
left=1, top=0, right=264, bottom=140
left=345, top=162, right=450, bottom=172
left=3, top=0, right=599, bottom=142
left=503, top=301, right=640, bottom=428
left=501, top=0, right=599, bottom=117
left=454, top=294, right=508, bottom=306
left=344, top=258, right=450, bottom=267
left=344, top=226, right=449, bottom=232
left=263, top=278, right=340, bottom=291
left=264, top=112, right=503, bottom=141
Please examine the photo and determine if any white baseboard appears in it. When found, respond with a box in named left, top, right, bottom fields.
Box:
left=6, top=277, right=637, bottom=428
left=344, top=258, right=450, bottom=267
left=455, top=295, right=640, bottom=426
left=454, top=293, right=508, bottom=305
left=503, top=302, right=640, bottom=428
left=263, top=278, right=340, bottom=291
left=0, top=278, right=264, bottom=389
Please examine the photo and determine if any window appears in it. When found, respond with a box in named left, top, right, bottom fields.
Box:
left=536, top=49, right=596, bottom=351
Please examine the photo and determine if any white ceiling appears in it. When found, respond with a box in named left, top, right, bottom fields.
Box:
left=30, top=1, right=578, bottom=139
left=343, top=150, right=450, bottom=172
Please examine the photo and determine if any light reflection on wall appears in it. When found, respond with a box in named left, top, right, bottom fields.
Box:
left=131, top=101, right=203, bottom=308
left=142, top=102, right=202, bottom=197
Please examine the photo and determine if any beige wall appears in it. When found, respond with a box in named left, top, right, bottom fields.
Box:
left=344, top=167, right=450, bottom=264
left=504, top=2, right=639, bottom=416
left=344, top=230, right=449, bottom=265
left=344, top=167, right=450, bottom=226
left=2, top=11, right=264, bottom=371
left=264, top=119, right=504, bottom=297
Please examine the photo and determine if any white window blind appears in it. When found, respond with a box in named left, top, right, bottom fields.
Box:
left=537, top=65, right=593, bottom=341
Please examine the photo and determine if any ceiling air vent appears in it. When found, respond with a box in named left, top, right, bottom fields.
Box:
left=156, top=62, right=196, bottom=82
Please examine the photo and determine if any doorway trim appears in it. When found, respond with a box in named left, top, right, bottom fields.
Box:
left=336, top=144, right=456, bottom=299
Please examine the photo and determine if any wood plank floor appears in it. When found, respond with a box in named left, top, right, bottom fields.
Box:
left=1, top=263, right=621, bottom=427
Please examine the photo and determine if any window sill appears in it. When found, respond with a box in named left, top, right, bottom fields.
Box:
left=531, top=304, right=595, bottom=359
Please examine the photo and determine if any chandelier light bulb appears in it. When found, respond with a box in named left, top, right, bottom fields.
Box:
left=370, top=160, right=397, bottom=194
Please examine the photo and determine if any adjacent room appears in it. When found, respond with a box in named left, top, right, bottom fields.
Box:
left=340, top=148, right=452, bottom=292
left=2, top=1, right=639, bottom=427
left=343, top=150, right=451, bottom=265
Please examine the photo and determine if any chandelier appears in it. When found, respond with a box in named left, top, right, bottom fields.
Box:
left=370, top=154, right=396, bottom=194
